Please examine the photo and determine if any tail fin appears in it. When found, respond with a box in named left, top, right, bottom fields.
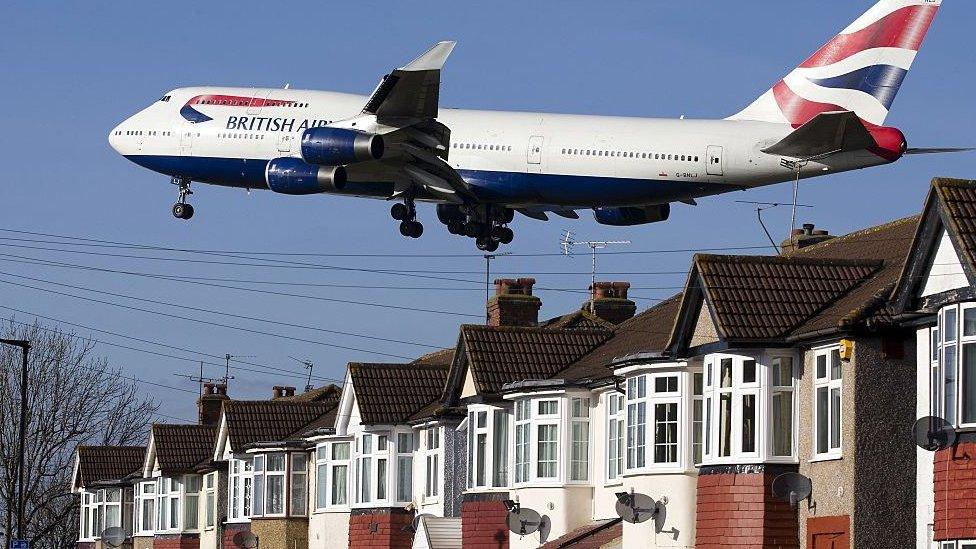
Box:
left=729, top=0, right=941, bottom=127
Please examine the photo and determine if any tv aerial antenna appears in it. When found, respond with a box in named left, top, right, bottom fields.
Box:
left=912, top=415, right=957, bottom=452
left=100, top=527, right=126, bottom=549
left=222, top=353, right=253, bottom=387
left=174, top=361, right=220, bottom=395
left=735, top=200, right=814, bottom=255
left=289, top=356, right=315, bottom=392
left=561, top=230, right=631, bottom=312
left=614, top=490, right=665, bottom=524
left=771, top=472, right=813, bottom=508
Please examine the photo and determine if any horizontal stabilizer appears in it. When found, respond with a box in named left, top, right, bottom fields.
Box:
left=906, top=147, right=975, bottom=155
left=762, top=111, right=875, bottom=159
left=517, top=208, right=549, bottom=221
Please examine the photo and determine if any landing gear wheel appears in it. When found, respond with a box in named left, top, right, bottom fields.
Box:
left=447, top=221, right=465, bottom=235
left=172, top=202, right=194, bottom=220
left=400, top=220, right=424, bottom=238
left=463, top=222, right=484, bottom=238
left=492, top=226, right=514, bottom=245
left=391, top=203, right=410, bottom=221
left=476, top=237, right=499, bottom=252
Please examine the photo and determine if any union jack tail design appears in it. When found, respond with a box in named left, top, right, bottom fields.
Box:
left=730, top=0, right=942, bottom=127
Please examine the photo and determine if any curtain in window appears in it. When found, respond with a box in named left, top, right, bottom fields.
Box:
left=570, top=421, right=589, bottom=480
left=266, top=475, right=284, bottom=514
left=397, top=456, right=412, bottom=502
left=772, top=392, right=793, bottom=456
left=492, top=410, right=509, bottom=487
left=316, top=464, right=329, bottom=509
left=332, top=464, right=348, bottom=505
left=537, top=424, right=557, bottom=478
left=719, top=393, right=732, bottom=457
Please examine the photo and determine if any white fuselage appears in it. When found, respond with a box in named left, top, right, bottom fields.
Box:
left=109, top=87, right=894, bottom=208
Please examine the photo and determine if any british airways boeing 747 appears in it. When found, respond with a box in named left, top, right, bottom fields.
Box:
left=109, top=0, right=965, bottom=250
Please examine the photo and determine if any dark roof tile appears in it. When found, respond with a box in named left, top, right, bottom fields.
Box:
left=224, top=396, right=339, bottom=449
left=349, top=363, right=449, bottom=425
left=152, top=424, right=217, bottom=474
left=76, top=446, right=145, bottom=486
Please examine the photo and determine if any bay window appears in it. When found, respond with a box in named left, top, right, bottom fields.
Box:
left=514, top=400, right=531, bottom=484
left=134, top=482, right=155, bottom=535
left=626, top=376, right=647, bottom=469
left=357, top=435, right=373, bottom=503
left=813, top=348, right=843, bottom=458
left=80, top=488, right=126, bottom=540
left=626, top=372, right=685, bottom=470
left=536, top=400, right=559, bottom=479
left=249, top=452, right=308, bottom=517
left=652, top=375, right=680, bottom=464
left=935, top=304, right=976, bottom=427
left=466, top=406, right=512, bottom=490
left=701, top=352, right=798, bottom=464
left=227, top=457, right=253, bottom=521
left=424, top=428, right=440, bottom=498
left=315, top=441, right=351, bottom=510
left=606, top=393, right=625, bottom=482
left=151, top=476, right=198, bottom=532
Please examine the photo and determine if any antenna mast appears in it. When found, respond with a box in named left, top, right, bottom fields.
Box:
left=483, top=252, right=512, bottom=322
left=173, top=362, right=219, bottom=396
left=222, top=353, right=252, bottom=387
left=290, top=357, right=315, bottom=392
left=561, top=231, right=631, bottom=313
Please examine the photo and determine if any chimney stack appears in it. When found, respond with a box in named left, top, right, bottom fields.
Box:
left=198, top=383, right=229, bottom=426
left=272, top=386, right=296, bottom=399
left=586, top=281, right=637, bottom=324
left=487, top=278, right=542, bottom=327
left=781, top=223, right=834, bottom=253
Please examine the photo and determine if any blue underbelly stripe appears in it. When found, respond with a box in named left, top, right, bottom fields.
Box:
left=124, top=155, right=730, bottom=207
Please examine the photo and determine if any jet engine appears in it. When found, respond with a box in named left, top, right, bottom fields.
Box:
left=593, top=204, right=671, bottom=226
left=265, top=157, right=346, bottom=195
left=300, top=127, right=384, bottom=166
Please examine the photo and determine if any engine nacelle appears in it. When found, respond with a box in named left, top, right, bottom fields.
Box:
left=265, top=157, right=346, bottom=195
left=301, top=127, right=384, bottom=166
left=593, top=204, right=671, bottom=226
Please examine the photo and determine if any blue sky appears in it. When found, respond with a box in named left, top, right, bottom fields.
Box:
left=2, top=0, right=973, bottom=421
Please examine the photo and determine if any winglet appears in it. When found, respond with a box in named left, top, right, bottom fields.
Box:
left=401, top=41, right=457, bottom=71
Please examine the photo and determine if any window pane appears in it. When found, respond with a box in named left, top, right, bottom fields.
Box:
left=291, top=473, right=307, bottom=516
left=965, top=308, right=976, bottom=337
left=184, top=495, right=198, bottom=529
left=816, top=387, right=829, bottom=454
left=537, top=424, right=558, bottom=478
left=655, top=376, right=678, bottom=393
left=741, top=394, right=756, bottom=453
left=772, top=392, right=793, bottom=457
left=316, top=464, right=328, bottom=508
left=830, top=349, right=842, bottom=380
left=773, top=358, right=793, bottom=387
left=492, top=410, right=509, bottom=487
left=964, top=344, right=976, bottom=424
left=538, top=400, right=558, bottom=415
left=360, top=458, right=371, bottom=503
left=830, top=388, right=842, bottom=450
left=397, top=433, right=414, bottom=453
left=742, top=360, right=757, bottom=383
left=653, top=403, right=678, bottom=464
left=396, top=456, right=412, bottom=502
left=243, top=477, right=252, bottom=517
left=332, top=465, right=348, bottom=505
left=933, top=328, right=940, bottom=362
left=719, top=393, right=732, bottom=457
left=267, top=475, right=284, bottom=514
left=571, top=397, right=590, bottom=418
left=693, top=373, right=703, bottom=395
left=267, top=453, right=285, bottom=472
left=704, top=397, right=711, bottom=456
left=333, top=442, right=350, bottom=460
left=570, top=421, right=589, bottom=480
left=476, top=433, right=487, bottom=486
left=693, top=398, right=703, bottom=464
left=720, top=359, right=733, bottom=388
left=377, top=459, right=387, bottom=500
left=946, top=345, right=958, bottom=424
left=817, top=354, right=827, bottom=379
left=106, top=504, right=121, bottom=529
left=946, top=308, right=958, bottom=342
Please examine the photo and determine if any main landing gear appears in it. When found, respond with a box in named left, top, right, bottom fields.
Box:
left=438, top=204, right=515, bottom=251
left=171, top=177, right=194, bottom=220
left=391, top=198, right=423, bottom=239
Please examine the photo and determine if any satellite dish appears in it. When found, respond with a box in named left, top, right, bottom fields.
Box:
left=538, top=515, right=552, bottom=543
left=771, top=472, right=812, bottom=507
left=233, top=531, right=259, bottom=549
left=507, top=507, right=543, bottom=536
left=614, top=492, right=659, bottom=524
left=913, top=415, right=957, bottom=451
left=100, top=527, right=126, bottom=548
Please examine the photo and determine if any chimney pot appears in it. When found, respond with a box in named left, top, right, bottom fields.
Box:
left=585, top=281, right=637, bottom=324
left=488, top=277, right=542, bottom=326
left=782, top=223, right=834, bottom=253
left=272, top=386, right=284, bottom=399
left=197, top=383, right=229, bottom=426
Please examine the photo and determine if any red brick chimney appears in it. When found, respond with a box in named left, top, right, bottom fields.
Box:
left=781, top=223, right=834, bottom=253
left=272, top=386, right=296, bottom=399
left=586, top=281, right=637, bottom=324
left=487, top=278, right=542, bottom=327
left=198, top=383, right=229, bottom=426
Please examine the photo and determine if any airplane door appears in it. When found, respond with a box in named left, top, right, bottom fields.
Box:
left=527, top=135, right=544, bottom=173
left=247, top=90, right=270, bottom=115
left=706, top=145, right=724, bottom=176
left=179, top=125, right=193, bottom=156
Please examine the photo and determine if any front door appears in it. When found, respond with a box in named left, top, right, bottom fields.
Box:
left=527, top=135, right=544, bottom=173
left=179, top=124, right=193, bottom=156
left=706, top=145, right=724, bottom=176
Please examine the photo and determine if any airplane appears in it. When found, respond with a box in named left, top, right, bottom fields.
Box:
left=109, top=0, right=967, bottom=251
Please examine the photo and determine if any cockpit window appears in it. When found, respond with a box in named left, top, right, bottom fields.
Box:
left=159, top=95, right=171, bottom=102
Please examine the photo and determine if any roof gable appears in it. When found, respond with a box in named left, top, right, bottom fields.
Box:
left=348, top=363, right=449, bottom=425
left=149, top=424, right=218, bottom=475
left=75, top=446, right=146, bottom=488
left=223, top=397, right=339, bottom=449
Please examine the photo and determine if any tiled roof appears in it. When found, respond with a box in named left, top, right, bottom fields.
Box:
left=410, top=348, right=456, bottom=366
left=282, top=384, right=342, bottom=403
left=460, top=325, right=612, bottom=394
left=76, top=446, right=145, bottom=486
left=934, top=179, right=976, bottom=271
left=224, top=398, right=339, bottom=448
left=541, top=309, right=617, bottom=331
left=558, top=294, right=683, bottom=380
left=693, top=254, right=881, bottom=341
left=152, top=424, right=217, bottom=474
left=349, top=363, right=449, bottom=425
left=540, top=518, right=622, bottom=548
left=789, top=215, right=919, bottom=337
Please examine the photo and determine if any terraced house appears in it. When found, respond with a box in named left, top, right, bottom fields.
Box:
left=73, top=177, right=976, bottom=548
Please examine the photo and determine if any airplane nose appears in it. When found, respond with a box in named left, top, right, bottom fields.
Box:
left=108, top=124, right=122, bottom=154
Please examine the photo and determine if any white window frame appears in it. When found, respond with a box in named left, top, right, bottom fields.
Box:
left=154, top=476, right=196, bottom=533
left=249, top=452, right=305, bottom=517
left=626, top=376, right=648, bottom=470
left=569, top=396, right=591, bottom=482
left=937, top=304, right=976, bottom=428
left=134, top=481, right=156, bottom=536
left=395, top=431, right=414, bottom=504
left=227, top=457, right=253, bottom=522
left=314, top=440, right=351, bottom=511
left=650, top=373, right=682, bottom=466
left=692, top=371, right=704, bottom=465
left=769, top=355, right=797, bottom=458
left=355, top=433, right=392, bottom=505
left=204, top=472, right=217, bottom=530
left=466, top=405, right=511, bottom=490
left=605, top=392, right=625, bottom=483
left=812, top=347, right=843, bottom=460
left=290, top=453, right=308, bottom=517
left=534, top=399, right=560, bottom=481
left=182, top=475, right=200, bottom=532
left=422, top=427, right=441, bottom=502
left=514, top=400, right=531, bottom=485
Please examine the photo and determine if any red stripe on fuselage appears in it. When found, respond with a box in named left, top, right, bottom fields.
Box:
left=799, top=5, right=938, bottom=68
left=185, top=94, right=298, bottom=108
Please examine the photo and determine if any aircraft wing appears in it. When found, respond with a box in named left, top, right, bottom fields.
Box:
left=761, top=111, right=876, bottom=159
left=362, top=41, right=456, bottom=122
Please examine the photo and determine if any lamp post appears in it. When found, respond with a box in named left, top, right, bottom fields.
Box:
left=1, top=338, right=30, bottom=542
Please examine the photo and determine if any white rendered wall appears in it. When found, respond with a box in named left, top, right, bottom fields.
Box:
left=621, top=473, right=697, bottom=549
left=916, top=327, right=936, bottom=549
left=921, top=231, right=969, bottom=297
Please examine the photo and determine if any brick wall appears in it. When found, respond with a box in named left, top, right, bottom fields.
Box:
left=348, top=507, right=415, bottom=548
left=153, top=533, right=200, bottom=549
left=222, top=522, right=251, bottom=548
left=934, top=441, right=976, bottom=541
left=461, top=492, right=509, bottom=549
left=696, top=466, right=798, bottom=548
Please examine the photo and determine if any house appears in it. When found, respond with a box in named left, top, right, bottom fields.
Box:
left=891, top=178, right=976, bottom=549
left=72, top=445, right=146, bottom=548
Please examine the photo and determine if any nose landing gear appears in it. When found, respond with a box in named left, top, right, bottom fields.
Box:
left=172, top=177, right=194, bottom=220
